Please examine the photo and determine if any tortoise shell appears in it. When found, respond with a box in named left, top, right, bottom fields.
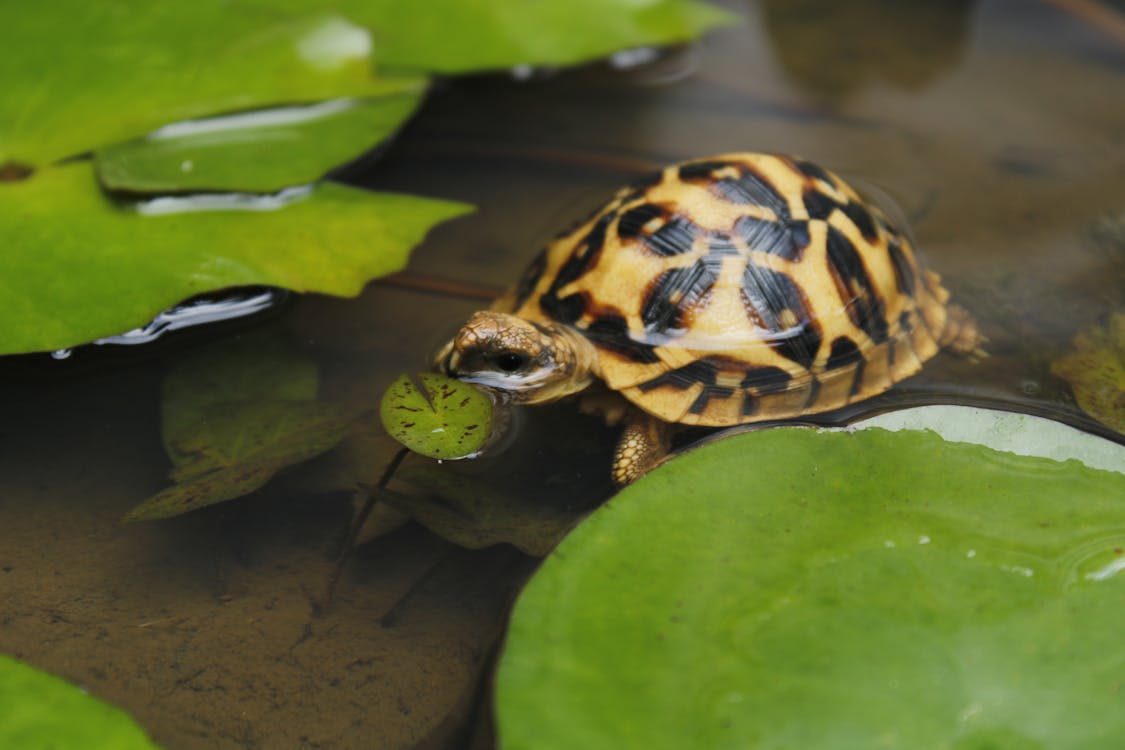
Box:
left=491, top=153, right=961, bottom=427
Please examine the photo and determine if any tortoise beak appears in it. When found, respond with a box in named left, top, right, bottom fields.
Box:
left=434, top=337, right=458, bottom=377
left=440, top=344, right=462, bottom=377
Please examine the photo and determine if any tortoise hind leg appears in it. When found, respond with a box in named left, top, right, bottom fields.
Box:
left=941, top=304, right=987, bottom=360
left=612, top=414, right=672, bottom=486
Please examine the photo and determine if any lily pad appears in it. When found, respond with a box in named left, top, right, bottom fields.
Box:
left=95, top=92, right=426, bottom=194
left=0, top=162, right=472, bottom=355
left=1051, top=313, right=1125, bottom=434
left=0, top=6, right=413, bottom=168
left=125, top=334, right=355, bottom=521
left=496, top=407, right=1125, bottom=750
left=338, top=0, right=736, bottom=74
left=0, top=654, right=159, bottom=749
left=380, top=373, right=495, bottom=460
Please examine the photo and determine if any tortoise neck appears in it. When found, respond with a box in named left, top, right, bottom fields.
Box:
left=533, top=321, right=598, bottom=402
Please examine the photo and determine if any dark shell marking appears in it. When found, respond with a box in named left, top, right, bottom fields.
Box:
left=499, top=153, right=955, bottom=426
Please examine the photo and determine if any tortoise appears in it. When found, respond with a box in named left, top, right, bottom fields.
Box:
left=439, top=153, right=983, bottom=484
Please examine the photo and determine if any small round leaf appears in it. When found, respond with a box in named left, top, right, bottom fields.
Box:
left=380, top=373, right=493, bottom=460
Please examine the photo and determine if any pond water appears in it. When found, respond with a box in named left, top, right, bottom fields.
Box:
left=2, top=1, right=1123, bottom=748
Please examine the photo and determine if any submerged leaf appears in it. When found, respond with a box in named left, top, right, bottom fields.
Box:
left=0, top=163, right=472, bottom=355
left=1051, top=313, right=1125, bottom=434
left=126, top=334, right=355, bottom=521
left=383, top=463, right=592, bottom=557
left=308, top=404, right=614, bottom=555
left=380, top=373, right=495, bottom=460
left=0, top=654, right=159, bottom=749
left=125, top=402, right=354, bottom=521
left=497, top=407, right=1125, bottom=750
left=95, top=92, right=426, bottom=194
left=160, top=333, right=319, bottom=459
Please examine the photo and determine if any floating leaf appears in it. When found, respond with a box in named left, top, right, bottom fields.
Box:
left=380, top=373, right=495, bottom=460
left=125, top=334, right=355, bottom=521
left=1, top=1, right=730, bottom=168
left=0, top=6, right=417, bottom=168
left=95, top=92, right=426, bottom=194
left=497, top=407, right=1125, bottom=750
left=1051, top=313, right=1125, bottom=434
left=0, top=163, right=472, bottom=355
left=336, top=0, right=737, bottom=74
left=0, top=654, right=159, bottom=749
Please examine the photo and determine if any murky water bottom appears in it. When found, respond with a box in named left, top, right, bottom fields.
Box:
left=2, top=1, right=1123, bottom=747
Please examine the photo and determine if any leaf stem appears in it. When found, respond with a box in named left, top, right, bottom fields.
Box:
left=316, top=446, right=409, bottom=612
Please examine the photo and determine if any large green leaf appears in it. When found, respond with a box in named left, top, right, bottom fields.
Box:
left=0, top=163, right=472, bottom=355
left=1, top=0, right=730, bottom=169
left=336, top=0, right=738, bottom=74
left=0, top=5, right=416, bottom=167
left=0, top=654, right=159, bottom=749
left=94, top=91, right=426, bottom=194
left=497, top=407, right=1125, bottom=750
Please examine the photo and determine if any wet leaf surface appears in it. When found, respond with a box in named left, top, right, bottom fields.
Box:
left=497, top=407, right=1125, bottom=750
left=1051, top=313, right=1125, bottom=435
left=380, top=373, right=495, bottom=460
left=332, top=0, right=737, bottom=74
left=0, top=163, right=472, bottom=355
left=125, top=334, right=355, bottom=521
left=0, top=654, right=159, bottom=749
left=95, top=92, right=426, bottom=194
left=1, top=1, right=727, bottom=168
left=0, top=6, right=406, bottom=168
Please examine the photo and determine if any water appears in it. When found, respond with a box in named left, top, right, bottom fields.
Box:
left=1, top=1, right=1123, bottom=747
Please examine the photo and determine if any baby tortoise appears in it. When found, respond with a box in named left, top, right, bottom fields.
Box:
left=440, top=153, right=983, bottom=484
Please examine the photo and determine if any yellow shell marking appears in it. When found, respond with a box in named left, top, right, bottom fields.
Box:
left=494, top=153, right=976, bottom=427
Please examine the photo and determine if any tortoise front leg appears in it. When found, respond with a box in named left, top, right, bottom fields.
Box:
left=612, top=414, right=672, bottom=486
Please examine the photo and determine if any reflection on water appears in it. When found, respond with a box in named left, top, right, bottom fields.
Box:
left=2, top=1, right=1124, bottom=748
left=758, top=0, right=976, bottom=99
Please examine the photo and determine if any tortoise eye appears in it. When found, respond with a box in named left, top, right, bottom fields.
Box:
left=493, top=351, right=527, bottom=373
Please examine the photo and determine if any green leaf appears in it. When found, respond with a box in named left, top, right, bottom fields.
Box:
left=160, top=333, right=320, bottom=462
left=383, top=462, right=591, bottom=557
left=0, top=654, right=159, bottom=749
left=0, top=4, right=417, bottom=167
left=125, top=334, right=355, bottom=521
left=496, top=407, right=1125, bottom=750
left=0, top=162, right=472, bottom=355
left=1051, top=313, right=1125, bottom=434
left=125, top=401, right=354, bottom=521
left=380, top=373, right=495, bottom=460
left=94, top=92, right=425, bottom=194
left=336, top=0, right=738, bottom=74
left=1, top=1, right=730, bottom=168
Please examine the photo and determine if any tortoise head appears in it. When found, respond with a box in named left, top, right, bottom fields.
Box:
left=439, top=311, right=596, bottom=404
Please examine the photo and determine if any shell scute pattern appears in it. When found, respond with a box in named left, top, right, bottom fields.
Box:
left=497, top=152, right=957, bottom=427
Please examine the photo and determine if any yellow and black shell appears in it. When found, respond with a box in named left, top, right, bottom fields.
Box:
left=493, top=153, right=966, bottom=427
